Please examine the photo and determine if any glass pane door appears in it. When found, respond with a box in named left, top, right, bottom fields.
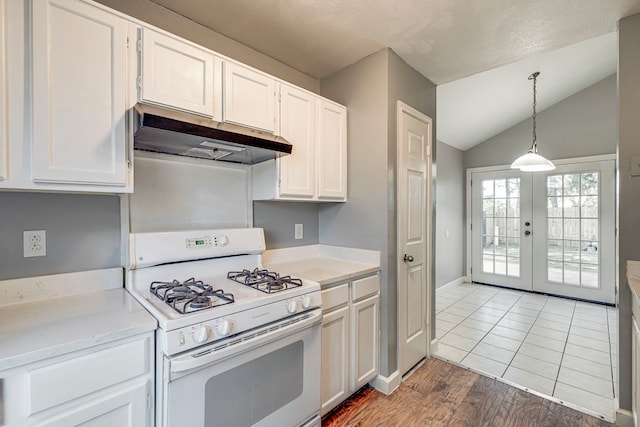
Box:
left=471, top=170, right=533, bottom=291
left=532, top=160, right=615, bottom=304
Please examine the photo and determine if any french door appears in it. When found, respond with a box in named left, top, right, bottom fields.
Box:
left=471, top=159, right=615, bottom=304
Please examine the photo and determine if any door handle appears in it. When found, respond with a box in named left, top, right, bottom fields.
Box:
left=403, top=254, right=414, bottom=262
left=525, top=230, right=531, bottom=236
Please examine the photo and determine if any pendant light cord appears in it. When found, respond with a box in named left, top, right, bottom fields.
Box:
left=529, top=71, right=539, bottom=152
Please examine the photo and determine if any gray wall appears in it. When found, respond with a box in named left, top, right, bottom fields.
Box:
left=0, top=193, right=121, bottom=280
left=617, top=12, right=640, bottom=413
left=93, top=0, right=319, bottom=93
left=435, top=141, right=465, bottom=288
left=318, top=48, right=391, bottom=373
left=464, top=74, right=617, bottom=169
left=319, top=48, right=437, bottom=378
left=253, top=202, right=319, bottom=248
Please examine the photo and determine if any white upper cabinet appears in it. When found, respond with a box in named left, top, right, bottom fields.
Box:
left=31, top=0, right=130, bottom=189
left=278, top=83, right=316, bottom=198
left=318, top=100, right=347, bottom=200
left=0, top=0, right=7, bottom=182
left=223, top=61, right=276, bottom=132
left=253, top=87, right=348, bottom=202
left=139, top=27, right=222, bottom=119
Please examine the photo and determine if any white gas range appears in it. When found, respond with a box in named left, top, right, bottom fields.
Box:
left=126, top=228, right=322, bottom=427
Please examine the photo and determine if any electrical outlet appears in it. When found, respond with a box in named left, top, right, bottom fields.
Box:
left=295, top=224, right=303, bottom=240
left=24, top=230, right=46, bottom=257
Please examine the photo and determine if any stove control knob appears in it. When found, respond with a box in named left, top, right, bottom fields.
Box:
left=193, top=326, right=210, bottom=344
left=218, top=235, right=229, bottom=247
left=287, top=300, right=298, bottom=314
left=301, top=295, right=312, bottom=309
left=216, top=320, right=231, bottom=337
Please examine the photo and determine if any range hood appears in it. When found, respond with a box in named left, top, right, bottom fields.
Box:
left=133, top=104, right=292, bottom=165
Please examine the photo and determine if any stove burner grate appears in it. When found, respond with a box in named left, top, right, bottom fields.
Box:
left=227, top=268, right=303, bottom=293
left=150, top=277, right=234, bottom=314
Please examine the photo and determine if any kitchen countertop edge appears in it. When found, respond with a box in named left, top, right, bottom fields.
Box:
left=628, top=260, right=640, bottom=302
left=264, top=245, right=381, bottom=286
left=0, top=288, right=157, bottom=372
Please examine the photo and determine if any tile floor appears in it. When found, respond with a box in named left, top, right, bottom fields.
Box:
left=433, top=281, right=618, bottom=421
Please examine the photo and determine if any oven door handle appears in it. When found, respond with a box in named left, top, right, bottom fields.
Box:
left=169, top=309, right=322, bottom=374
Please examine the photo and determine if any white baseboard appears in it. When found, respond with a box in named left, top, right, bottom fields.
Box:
left=616, top=408, right=634, bottom=427
left=369, top=370, right=401, bottom=395
left=430, top=339, right=439, bottom=356
left=436, top=276, right=467, bottom=292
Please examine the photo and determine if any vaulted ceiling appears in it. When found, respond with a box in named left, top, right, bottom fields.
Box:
left=149, top=0, right=640, bottom=149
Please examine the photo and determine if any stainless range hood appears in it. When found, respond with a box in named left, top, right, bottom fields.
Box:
left=133, top=104, right=292, bottom=165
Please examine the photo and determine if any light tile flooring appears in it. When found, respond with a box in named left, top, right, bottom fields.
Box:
left=433, top=282, right=618, bottom=422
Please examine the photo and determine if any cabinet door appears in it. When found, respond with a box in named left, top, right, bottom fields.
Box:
left=317, top=100, right=347, bottom=200
left=321, top=306, right=350, bottom=416
left=31, top=0, right=128, bottom=187
left=351, top=294, right=379, bottom=391
left=224, top=61, right=275, bottom=132
left=278, top=84, right=316, bottom=198
left=140, top=28, right=221, bottom=119
left=0, top=0, right=6, bottom=182
left=35, top=381, right=149, bottom=427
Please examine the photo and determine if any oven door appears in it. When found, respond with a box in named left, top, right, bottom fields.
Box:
left=163, top=310, right=321, bottom=427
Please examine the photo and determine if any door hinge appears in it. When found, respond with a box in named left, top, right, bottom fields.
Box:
left=137, top=76, right=143, bottom=89
left=470, top=223, right=472, bottom=230
left=146, top=393, right=151, bottom=411
left=137, top=39, right=143, bottom=53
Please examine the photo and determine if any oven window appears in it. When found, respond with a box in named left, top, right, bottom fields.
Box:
left=204, top=340, right=304, bottom=426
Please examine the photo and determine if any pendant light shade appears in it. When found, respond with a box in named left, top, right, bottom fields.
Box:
left=511, top=72, right=555, bottom=172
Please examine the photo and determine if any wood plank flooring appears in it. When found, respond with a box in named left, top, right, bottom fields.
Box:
left=321, top=358, right=613, bottom=427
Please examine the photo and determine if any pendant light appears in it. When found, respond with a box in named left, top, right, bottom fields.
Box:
left=510, top=71, right=555, bottom=172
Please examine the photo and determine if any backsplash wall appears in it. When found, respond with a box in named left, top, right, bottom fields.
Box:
left=0, top=192, right=121, bottom=280
left=253, top=201, right=319, bottom=249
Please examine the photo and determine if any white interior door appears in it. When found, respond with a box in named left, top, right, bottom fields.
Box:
left=470, top=158, right=615, bottom=304
left=471, top=170, right=533, bottom=291
left=397, top=101, right=431, bottom=375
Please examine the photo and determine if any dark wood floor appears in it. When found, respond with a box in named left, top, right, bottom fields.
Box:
left=321, top=358, right=613, bottom=427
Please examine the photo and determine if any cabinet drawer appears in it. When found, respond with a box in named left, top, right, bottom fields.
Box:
left=351, top=274, right=380, bottom=302
left=27, top=337, right=149, bottom=415
left=322, top=283, right=349, bottom=312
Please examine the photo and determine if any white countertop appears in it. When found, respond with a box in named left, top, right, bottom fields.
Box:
left=263, top=244, right=381, bottom=286
left=0, top=269, right=157, bottom=371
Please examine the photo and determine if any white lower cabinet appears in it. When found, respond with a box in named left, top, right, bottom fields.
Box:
left=351, top=294, right=379, bottom=391
left=0, top=333, right=154, bottom=426
left=321, top=273, right=379, bottom=416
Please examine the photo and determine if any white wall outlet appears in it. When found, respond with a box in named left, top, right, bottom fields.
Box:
left=24, top=230, right=46, bottom=257
left=295, top=224, right=303, bottom=240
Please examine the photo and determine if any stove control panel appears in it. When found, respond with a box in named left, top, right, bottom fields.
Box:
left=163, top=290, right=322, bottom=355
left=185, top=234, right=230, bottom=249
left=185, top=236, right=213, bottom=249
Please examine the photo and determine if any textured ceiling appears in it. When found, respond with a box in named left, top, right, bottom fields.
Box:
left=149, top=0, right=640, bottom=149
